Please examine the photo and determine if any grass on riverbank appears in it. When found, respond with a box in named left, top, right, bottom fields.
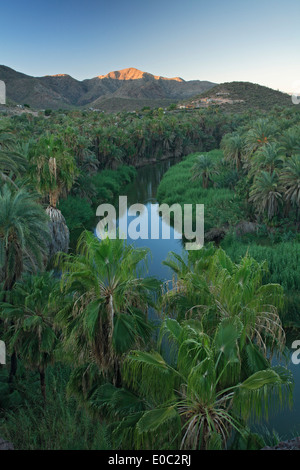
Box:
left=156, top=150, right=246, bottom=231
left=221, top=237, right=300, bottom=327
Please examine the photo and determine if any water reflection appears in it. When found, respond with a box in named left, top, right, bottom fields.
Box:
left=115, top=159, right=184, bottom=279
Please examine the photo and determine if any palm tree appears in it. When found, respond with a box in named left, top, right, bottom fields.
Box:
left=190, top=154, right=219, bottom=189
left=28, top=134, right=76, bottom=208
left=244, top=119, right=277, bottom=159
left=56, top=231, right=160, bottom=385
left=28, top=134, right=77, bottom=258
left=250, top=143, right=284, bottom=175
left=0, top=185, right=50, bottom=291
left=249, top=171, right=282, bottom=220
left=92, top=319, right=293, bottom=450
left=0, top=130, right=27, bottom=187
left=0, top=272, right=60, bottom=401
left=162, top=247, right=285, bottom=356
left=280, top=155, right=300, bottom=215
left=0, top=185, right=50, bottom=379
left=221, top=133, right=244, bottom=171
left=279, top=127, right=300, bottom=157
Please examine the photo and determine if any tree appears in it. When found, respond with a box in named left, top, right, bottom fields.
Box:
left=221, top=133, right=244, bottom=171
left=28, top=134, right=76, bottom=209
left=0, top=272, right=60, bottom=401
left=190, top=154, right=219, bottom=188
left=56, top=231, right=160, bottom=385
left=280, top=155, right=300, bottom=212
left=87, top=247, right=291, bottom=450
left=0, top=130, right=27, bottom=188
left=93, top=319, right=293, bottom=450
left=279, top=127, right=300, bottom=157
left=28, top=134, right=77, bottom=258
left=0, top=185, right=50, bottom=379
left=162, top=247, right=285, bottom=356
left=244, top=119, right=277, bottom=159
left=250, top=142, right=284, bottom=175
left=249, top=171, right=282, bottom=220
left=0, top=185, right=50, bottom=291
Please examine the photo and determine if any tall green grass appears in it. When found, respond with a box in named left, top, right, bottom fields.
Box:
left=223, top=240, right=300, bottom=291
left=157, top=150, right=246, bottom=230
left=0, top=365, right=109, bottom=450
left=222, top=239, right=300, bottom=326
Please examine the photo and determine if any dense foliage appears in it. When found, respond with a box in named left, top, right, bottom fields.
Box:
left=157, top=106, right=300, bottom=324
left=0, top=104, right=299, bottom=450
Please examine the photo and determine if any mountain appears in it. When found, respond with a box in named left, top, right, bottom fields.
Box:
left=0, top=66, right=216, bottom=110
left=181, top=81, right=293, bottom=111
left=97, top=68, right=183, bottom=81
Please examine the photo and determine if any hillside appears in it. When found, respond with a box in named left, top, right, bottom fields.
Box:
left=0, top=65, right=73, bottom=109
left=86, top=97, right=175, bottom=112
left=0, top=66, right=216, bottom=111
left=181, top=81, right=293, bottom=111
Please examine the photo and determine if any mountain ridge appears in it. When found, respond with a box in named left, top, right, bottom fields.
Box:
left=0, top=65, right=216, bottom=110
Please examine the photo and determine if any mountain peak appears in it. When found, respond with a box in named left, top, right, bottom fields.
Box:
left=97, top=67, right=184, bottom=82
left=46, top=74, right=70, bottom=78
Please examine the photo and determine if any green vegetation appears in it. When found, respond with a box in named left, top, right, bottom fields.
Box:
left=222, top=239, right=300, bottom=327
left=0, top=366, right=109, bottom=450
left=157, top=150, right=246, bottom=231
left=58, top=165, right=137, bottom=246
left=157, top=106, right=300, bottom=326
left=0, top=103, right=299, bottom=450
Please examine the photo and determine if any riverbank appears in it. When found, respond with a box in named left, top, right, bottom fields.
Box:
left=157, top=150, right=246, bottom=232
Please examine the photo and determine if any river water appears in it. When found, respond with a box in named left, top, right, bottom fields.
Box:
left=99, top=158, right=300, bottom=440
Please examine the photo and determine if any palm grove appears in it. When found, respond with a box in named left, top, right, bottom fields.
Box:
left=0, top=103, right=299, bottom=450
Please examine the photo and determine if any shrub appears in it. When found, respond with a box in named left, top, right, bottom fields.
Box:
left=58, top=196, right=94, bottom=232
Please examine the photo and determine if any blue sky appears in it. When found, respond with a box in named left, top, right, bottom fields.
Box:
left=1, top=0, right=299, bottom=91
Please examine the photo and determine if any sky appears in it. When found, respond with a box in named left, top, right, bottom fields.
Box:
left=0, top=0, right=299, bottom=92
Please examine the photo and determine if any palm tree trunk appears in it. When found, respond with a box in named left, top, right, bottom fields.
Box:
left=284, top=200, right=291, bottom=217
left=8, top=351, right=17, bottom=384
left=39, top=368, right=46, bottom=402
left=46, top=206, right=70, bottom=259
left=4, top=245, right=19, bottom=384
left=108, top=294, right=118, bottom=384
left=108, top=294, right=114, bottom=345
left=114, top=359, right=122, bottom=388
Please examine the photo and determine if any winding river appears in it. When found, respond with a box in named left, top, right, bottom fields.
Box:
left=101, top=158, right=300, bottom=440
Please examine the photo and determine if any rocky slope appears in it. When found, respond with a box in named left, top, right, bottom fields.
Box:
left=182, top=81, right=293, bottom=111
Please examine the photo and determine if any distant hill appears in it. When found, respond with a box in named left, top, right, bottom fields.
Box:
left=0, top=66, right=216, bottom=111
left=86, top=97, right=175, bottom=112
left=181, top=81, right=293, bottom=111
